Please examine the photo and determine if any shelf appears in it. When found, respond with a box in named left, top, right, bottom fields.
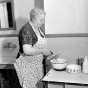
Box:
left=0, top=30, right=18, bottom=37
left=0, top=64, right=14, bottom=69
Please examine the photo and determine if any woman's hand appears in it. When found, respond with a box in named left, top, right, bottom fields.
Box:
left=47, top=53, right=60, bottom=60
left=42, top=49, right=53, bottom=56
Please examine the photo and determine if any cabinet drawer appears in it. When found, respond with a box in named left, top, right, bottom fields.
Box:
left=65, top=84, right=88, bottom=88
left=0, top=37, right=19, bottom=64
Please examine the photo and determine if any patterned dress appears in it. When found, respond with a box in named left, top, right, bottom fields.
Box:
left=14, top=22, right=47, bottom=88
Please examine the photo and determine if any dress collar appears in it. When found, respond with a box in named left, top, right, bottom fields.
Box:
left=30, top=21, right=45, bottom=38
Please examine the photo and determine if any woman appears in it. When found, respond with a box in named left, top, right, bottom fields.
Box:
left=14, top=8, right=53, bottom=88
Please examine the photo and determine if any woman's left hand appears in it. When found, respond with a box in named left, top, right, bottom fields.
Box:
left=47, top=53, right=60, bottom=60
left=42, top=49, right=53, bottom=56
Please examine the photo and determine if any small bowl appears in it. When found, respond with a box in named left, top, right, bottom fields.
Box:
left=51, top=58, right=67, bottom=64
left=56, top=58, right=66, bottom=63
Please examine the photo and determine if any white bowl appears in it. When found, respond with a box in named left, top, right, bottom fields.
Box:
left=51, top=59, right=67, bottom=70
left=52, top=63, right=67, bottom=70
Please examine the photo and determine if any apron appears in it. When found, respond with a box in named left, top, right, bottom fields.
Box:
left=14, top=34, right=47, bottom=88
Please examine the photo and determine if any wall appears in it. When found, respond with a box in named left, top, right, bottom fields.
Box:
left=44, top=0, right=88, bottom=34
left=14, top=0, right=34, bottom=31
left=44, top=1, right=88, bottom=88
left=47, top=37, right=88, bottom=64
left=43, top=0, right=88, bottom=63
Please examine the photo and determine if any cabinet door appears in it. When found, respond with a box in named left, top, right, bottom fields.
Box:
left=0, top=36, right=19, bottom=64
left=48, top=83, right=64, bottom=88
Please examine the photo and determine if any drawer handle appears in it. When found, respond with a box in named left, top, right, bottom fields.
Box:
left=3, top=42, right=17, bottom=49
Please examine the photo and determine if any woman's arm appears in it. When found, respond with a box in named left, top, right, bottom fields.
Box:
left=23, top=44, right=52, bottom=56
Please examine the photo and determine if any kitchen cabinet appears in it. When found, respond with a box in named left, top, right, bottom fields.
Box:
left=0, top=0, right=19, bottom=64
left=0, top=1, right=19, bottom=88
left=0, top=36, right=19, bottom=64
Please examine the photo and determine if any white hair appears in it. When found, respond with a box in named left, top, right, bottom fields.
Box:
left=30, top=8, right=45, bottom=22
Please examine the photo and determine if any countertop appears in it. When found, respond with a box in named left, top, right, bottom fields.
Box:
left=42, top=69, right=88, bottom=85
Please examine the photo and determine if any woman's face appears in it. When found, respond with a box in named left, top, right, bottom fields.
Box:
left=35, top=14, right=45, bottom=27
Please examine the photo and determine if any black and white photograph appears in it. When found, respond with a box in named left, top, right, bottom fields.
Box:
left=0, top=0, right=88, bottom=88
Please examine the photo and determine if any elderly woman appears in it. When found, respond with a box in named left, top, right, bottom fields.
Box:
left=14, top=8, right=53, bottom=88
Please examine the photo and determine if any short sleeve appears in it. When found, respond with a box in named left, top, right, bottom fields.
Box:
left=19, top=23, right=38, bottom=53
left=21, top=28, right=33, bottom=45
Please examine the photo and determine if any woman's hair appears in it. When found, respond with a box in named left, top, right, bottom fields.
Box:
left=30, top=8, right=45, bottom=22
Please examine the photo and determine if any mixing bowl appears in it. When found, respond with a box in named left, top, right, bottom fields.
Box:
left=50, top=59, right=67, bottom=70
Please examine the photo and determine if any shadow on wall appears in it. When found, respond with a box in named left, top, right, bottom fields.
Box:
left=16, top=17, right=28, bottom=31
